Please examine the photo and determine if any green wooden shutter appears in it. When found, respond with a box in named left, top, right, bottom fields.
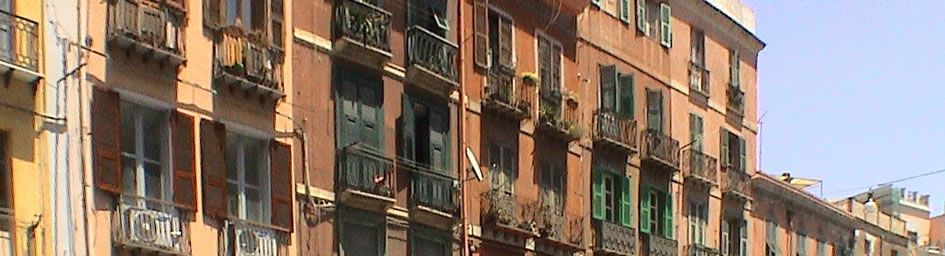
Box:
left=731, top=50, right=741, bottom=88
left=600, top=65, right=618, bottom=111
left=646, top=89, right=662, bottom=132
left=620, top=0, right=630, bottom=23
left=636, top=0, right=646, bottom=33
left=689, top=113, right=703, bottom=152
left=340, top=80, right=360, bottom=148
left=401, top=94, right=416, bottom=161
left=639, top=184, right=651, bottom=233
left=663, top=191, right=674, bottom=238
left=720, top=129, right=729, bottom=167
left=592, top=169, right=604, bottom=220
left=659, top=3, right=672, bottom=48
left=618, top=73, right=635, bottom=119
left=430, top=111, right=449, bottom=171
left=738, top=137, right=747, bottom=172
left=360, top=86, right=380, bottom=148
left=619, top=175, right=632, bottom=227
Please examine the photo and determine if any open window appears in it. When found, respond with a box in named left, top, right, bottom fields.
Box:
left=539, top=161, right=565, bottom=214
left=640, top=184, right=673, bottom=239
left=119, top=101, right=172, bottom=210
left=488, top=143, right=516, bottom=195
left=592, top=168, right=633, bottom=227
left=401, top=95, right=451, bottom=172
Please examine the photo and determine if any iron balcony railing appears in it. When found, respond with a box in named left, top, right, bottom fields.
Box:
left=486, top=70, right=534, bottom=116
left=409, top=167, right=457, bottom=214
left=224, top=219, right=287, bottom=256
left=108, top=0, right=184, bottom=55
left=536, top=207, right=583, bottom=249
left=682, top=149, right=718, bottom=184
left=113, top=194, right=190, bottom=255
left=0, top=207, right=13, bottom=256
left=538, top=94, right=581, bottom=140
left=645, top=233, right=679, bottom=256
left=727, top=84, right=745, bottom=116
left=686, top=244, right=720, bottom=256
left=337, top=143, right=395, bottom=198
left=689, top=61, right=710, bottom=96
left=594, top=220, right=637, bottom=255
left=593, top=109, right=638, bottom=150
left=335, top=0, right=391, bottom=52
left=407, top=26, right=459, bottom=84
left=481, top=190, right=540, bottom=235
left=214, top=27, right=284, bottom=92
left=722, top=170, right=751, bottom=199
left=0, top=10, right=38, bottom=72
left=642, top=129, right=680, bottom=169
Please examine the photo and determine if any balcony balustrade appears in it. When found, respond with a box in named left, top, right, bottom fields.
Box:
left=407, top=26, right=459, bottom=95
left=686, top=244, right=720, bottom=256
left=213, top=27, right=285, bottom=100
left=223, top=219, right=287, bottom=256
left=408, top=165, right=457, bottom=230
left=112, top=195, right=190, bottom=255
left=593, top=109, right=638, bottom=152
left=108, top=0, right=185, bottom=67
left=333, top=0, right=392, bottom=67
left=722, top=169, right=751, bottom=201
left=481, top=190, right=540, bottom=237
left=593, top=220, right=637, bottom=256
left=644, top=233, right=679, bottom=256
left=681, top=149, right=718, bottom=186
left=641, top=129, right=680, bottom=171
left=535, top=207, right=584, bottom=252
left=0, top=9, right=40, bottom=82
left=336, top=143, right=395, bottom=212
left=484, top=70, right=533, bottom=120
left=537, top=95, right=581, bottom=142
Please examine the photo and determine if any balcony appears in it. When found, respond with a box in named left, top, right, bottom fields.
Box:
left=641, top=129, right=680, bottom=172
left=408, top=166, right=457, bottom=230
left=213, top=27, right=285, bottom=100
left=593, top=109, right=638, bottom=152
left=407, top=26, right=459, bottom=96
left=726, top=85, right=745, bottom=119
left=337, top=143, right=395, bottom=213
left=484, top=70, right=533, bottom=120
left=643, top=233, right=678, bottom=256
left=537, top=96, right=581, bottom=142
left=108, top=0, right=186, bottom=68
left=686, top=244, right=720, bottom=256
left=112, top=195, right=190, bottom=255
left=333, top=0, right=392, bottom=68
left=0, top=10, right=40, bottom=83
left=223, top=219, right=287, bottom=256
left=681, top=149, right=717, bottom=187
left=721, top=170, right=751, bottom=201
left=536, top=208, right=584, bottom=253
left=593, top=220, right=637, bottom=256
left=481, top=190, right=540, bottom=237
left=688, top=62, right=709, bottom=105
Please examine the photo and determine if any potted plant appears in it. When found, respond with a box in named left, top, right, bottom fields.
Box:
left=522, top=72, right=540, bottom=85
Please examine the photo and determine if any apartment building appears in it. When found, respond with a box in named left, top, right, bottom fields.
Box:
left=851, top=186, right=936, bottom=248
left=833, top=197, right=911, bottom=256
left=74, top=0, right=298, bottom=254
left=0, top=0, right=46, bottom=254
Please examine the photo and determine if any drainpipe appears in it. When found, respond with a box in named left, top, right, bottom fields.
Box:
left=457, top=0, right=469, bottom=255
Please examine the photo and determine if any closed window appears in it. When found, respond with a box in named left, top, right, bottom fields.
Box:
left=646, top=89, right=663, bottom=132
left=603, top=174, right=616, bottom=222
left=538, top=33, right=562, bottom=109
left=340, top=209, right=385, bottom=256
left=225, top=133, right=269, bottom=222
left=688, top=201, right=707, bottom=246
left=120, top=102, right=170, bottom=208
left=339, top=72, right=383, bottom=149
left=539, top=161, right=565, bottom=214
left=489, top=144, right=516, bottom=195
left=411, top=226, right=450, bottom=256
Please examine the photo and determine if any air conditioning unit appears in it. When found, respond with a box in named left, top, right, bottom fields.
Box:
left=126, top=208, right=182, bottom=250
left=232, top=225, right=280, bottom=256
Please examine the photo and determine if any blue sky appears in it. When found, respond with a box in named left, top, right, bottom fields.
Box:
left=741, top=0, right=945, bottom=215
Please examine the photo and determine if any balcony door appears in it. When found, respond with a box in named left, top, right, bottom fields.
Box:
left=0, top=0, right=11, bottom=62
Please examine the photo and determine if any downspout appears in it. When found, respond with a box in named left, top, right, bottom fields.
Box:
left=457, top=0, right=469, bottom=255
left=294, top=119, right=317, bottom=256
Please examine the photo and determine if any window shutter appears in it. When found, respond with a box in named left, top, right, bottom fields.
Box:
left=619, top=175, right=632, bottom=227
left=646, top=89, right=662, bottom=132
left=720, top=129, right=729, bottom=168
left=270, top=0, right=285, bottom=50
left=429, top=111, right=448, bottom=171
left=166, top=0, right=186, bottom=12
left=636, top=0, right=646, bottom=33
left=739, top=137, right=747, bottom=172
left=551, top=45, right=561, bottom=93
left=359, top=86, right=380, bottom=148
left=203, top=0, right=222, bottom=28
left=639, top=184, right=651, bottom=233
left=270, top=140, right=293, bottom=232
left=498, top=17, right=513, bottom=68
left=400, top=94, right=416, bottom=161
left=740, top=220, right=749, bottom=256
left=620, top=0, right=630, bottom=23
left=474, top=0, right=490, bottom=69
left=340, top=80, right=360, bottom=148
left=721, top=219, right=731, bottom=256
left=92, top=87, right=122, bottom=194
left=200, top=120, right=228, bottom=219
left=599, top=65, right=617, bottom=111
left=731, top=50, right=740, bottom=88
left=592, top=169, right=604, bottom=220
left=659, top=3, right=672, bottom=48
left=171, top=111, right=197, bottom=211
left=663, top=191, right=674, bottom=238
left=618, top=73, right=635, bottom=119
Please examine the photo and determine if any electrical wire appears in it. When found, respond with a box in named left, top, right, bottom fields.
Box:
left=824, top=168, right=945, bottom=196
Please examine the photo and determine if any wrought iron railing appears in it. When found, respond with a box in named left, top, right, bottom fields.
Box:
left=224, top=219, right=287, bottom=256
left=722, top=169, right=751, bottom=198
left=108, top=0, right=184, bottom=55
left=538, top=96, right=581, bottom=139
left=727, top=84, right=745, bottom=116
left=481, top=190, right=540, bottom=234
left=409, top=167, right=457, bottom=214
left=214, top=27, right=283, bottom=91
left=0, top=10, right=38, bottom=72
left=594, top=220, right=637, bottom=255
left=486, top=70, right=534, bottom=115
left=682, top=149, right=718, bottom=184
left=642, top=129, right=680, bottom=168
left=593, top=109, right=638, bottom=149
left=407, top=26, right=458, bottom=83
left=536, top=207, right=583, bottom=248
left=113, top=195, right=190, bottom=254
left=686, top=244, right=719, bottom=256
left=646, top=233, right=679, bottom=256
left=337, top=143, right=394, bottom=198
left=689, top=61, right=710, bottom=96
left=0, top=207, right=13, bottom=255
left=335, top=0, right=391, bottom=52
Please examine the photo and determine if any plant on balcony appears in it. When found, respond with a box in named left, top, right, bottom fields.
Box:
left=567, top=122, right=583, bottom=138
left=522, top=72, right=540, bottom=85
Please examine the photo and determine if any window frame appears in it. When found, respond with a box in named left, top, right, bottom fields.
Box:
left=688, top=200, right=707, bottom=246
left=488, top=143, right=517, bottom=195
left=119, top=100, right=173, bottom=208
left=647, top=189, right=661, bottom=234
left=603, top=174, right=616, bottom=222
left=223, top=126, right=272, bottom=223
left=339, top=208, right=387, bottom=256
left=336, top=69, right=385, bottom=150
left=539, top=161, right=565, bottom=214
left=535, top=30, right=564, bottom=97
left=487, top=5, right=515, bottom=70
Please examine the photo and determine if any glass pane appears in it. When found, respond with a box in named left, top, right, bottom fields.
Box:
left=343, top=223, right=377, bottom=256
left=122, top=155, right=136, bottom=195
left=245, top=187, right=261, bottom=221
left=225, top=0, right=238, bottom=26
left=144, top=162, right=163, bottom=201
left=226, top=135, right=240, bottom=181
left=227, top=182, right=239, bottom=217
left=141, top=108, right=164, bottom=161
left=120, top=102, right=136, bottom=155
left=244, top=140, right=262, bottom=187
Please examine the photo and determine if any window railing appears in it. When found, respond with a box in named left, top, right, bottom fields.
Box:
left=642, top=129, right=680, bottom=168
left=335, top=0, right=391, bottom=52
left=727, top=84, right=745, bottom=116
left=686, top=244, right=720, bottom=256
left=337, top=143, right=395, bottom=198
left=407, top=26, right=458, bottom=83
left=645, top=232, right=679, bottom=256
left=722, top=169, right=751, bottom=198
left=224, top=219, right=287, bottom=256
left=594, top=219, right=637, bottom=255
left=486, top=70, right=534, bottom=115
left=0, top=10, right=38, bottom=72
left=689, top=61, right=709, bottom=96
left=409, top=167, right=457, bottom=214
left=593, top=109, right=638, bottom=150
left=536, top=207, right=583, bottom=248
left=113, top=194, right=190, bottom=254
left=214, top=27, right=284, bottom=92
left=681, top=149, right=718, bottom=184
left=0, top=207, right=13, bottom=256
left=538, top=95, right=581, bottom=140
left=481, top=190, right=540, bottom=235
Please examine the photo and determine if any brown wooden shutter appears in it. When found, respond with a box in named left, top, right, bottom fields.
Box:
left=92, top=87, right=122, bottom=194
left=172, top=111, right=197, bottom=211
left=269, top=140, right=293, bottom=232
left=200, top=120, right=228, bottom=219
left=203, top=0, right=222, bottom=28
left=473, top=0, right=490, bottom=69
left=166, top=0, right=186, bottom=12
left=498, top=17, right=512, bottom=68
left=270, top=0, right=285, bottom=50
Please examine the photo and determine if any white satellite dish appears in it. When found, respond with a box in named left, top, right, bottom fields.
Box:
left=466, top=147, right=484, bottom=181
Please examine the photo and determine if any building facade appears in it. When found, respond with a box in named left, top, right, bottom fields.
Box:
left=851, top=185, right=936, bottom=251
left=833, top=197, right=912, bottom=256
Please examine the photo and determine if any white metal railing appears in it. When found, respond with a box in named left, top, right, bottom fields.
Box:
left=225, top=219, right=287, bottom=256
left=113, top=195, right=189, bottom=254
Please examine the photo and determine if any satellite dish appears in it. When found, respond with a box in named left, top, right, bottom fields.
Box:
left=466, top=147, right=484, bottom=181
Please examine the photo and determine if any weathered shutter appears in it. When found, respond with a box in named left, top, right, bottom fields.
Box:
left=171, top=111, right=197, bottom=210
left=646, top=89, right=662, bottom=132
left=663, top=191, right=674, bottom=238
left=92, top=87, right=122, bottom=194
left=619, top=175, right=632, bottom=227
left=720, top=129, right=729, bottom=168
left=401, top=94, right=415, bottom=161
left=340, top=81, right=360, bottom=147
left=200, top=120, right=228, bottom=219
left=740, top=220, right=748, bottom=256
left=592, top=169, right=604, bottom=220
left=473, top=0, right=490, bottom=69
left=620, top=0, right=630, bottom=23
left=599, top=65, right=617, bottom=111
left=430, top=111, right=448, bottom=171
left=618, top=73, right=635, bottom=119
left=738, top=137, right=746, bottom=172
left=359, top=86, right=380, bottom=148
left=271, top=0, right=285, bottom=49
left=659, top=3, right=672, bottom=48
left=203, top=0, right=222, bottom=28
left=636, top=0, right=646, bottom=33
left=731, top=50, right=740, bottom=87
left=498, top=17, right=513, bottom=68
left=721, top=219, right=731, bottom=256
left=551, top=45, right=561, bottom=92
left=639, top=184, right=651, bottom=233
left=270, top=140, right=293, bottom=232
left=538, top=38, right=551, bottom=97
left=690, top=114, right=703, bottom=152
left=166, top=0, right=186, bottom=12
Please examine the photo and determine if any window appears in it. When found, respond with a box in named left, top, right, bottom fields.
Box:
left=340, top=210, right=385, bottom=256
left=766, top=219, right=779, bottom=256
left=640, top=185, right=673, bottom=239
left=402, top=96, right=450, bottom=172
left=690, top=29, right=708, bottom=93
left=689, top=113, right=704, bottom=152
left=538, top=33, right=562, bottom=110
left=592, top=168, right=632, bottom=226
left=723, top=219, right=749, bottom=256
left=120, top=102, right=170, bottom=208
left=339, top=72, right=383, bottom=149
left=488, top=9, right=513, bottom=70
left=599, top=65, right=635, bottom=118
left=641, top=0, right=672, bottom=47
left=691, top=29, right=705, bottom=67
left=412, top=0, right=449, bottom=36
left=0, top=131, right=8, bottom=210
left=863, top=239, right=872, bottom=256
left=619, top=0, right=631, bottom=23
left=817, top=240, right=826, bottom=256
left=730, top=49, right=740, bottom=88
left=224, top=0, right=266, bottom=31
left=646, top=89, right=664, bottom=132
left=720, top=129, right=747, bottom=172
left=225, top=132, right=269, bottom=222
left=411, top=226, right=450, bottom=256
left=796, top=232, right=808, bottom=256
left=603, top=174, right=616, bottom=221
left=688, top=201, right=707, bottom=246
left=539, top=161, right=565, bottom=214
left=489, top=144, right=516, bottom=195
